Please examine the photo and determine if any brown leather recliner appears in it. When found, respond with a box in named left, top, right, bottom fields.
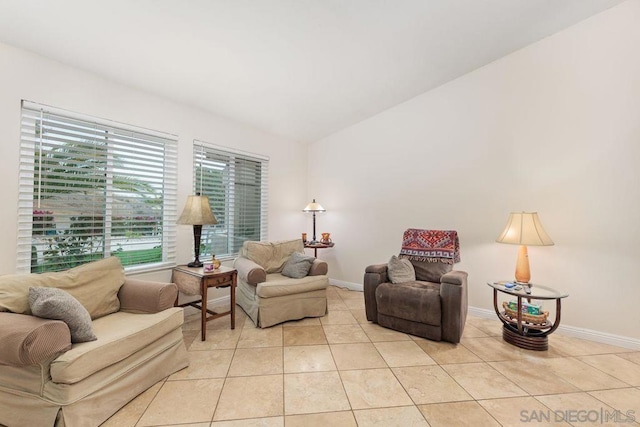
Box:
left=363, top=229, right=468, bottom=343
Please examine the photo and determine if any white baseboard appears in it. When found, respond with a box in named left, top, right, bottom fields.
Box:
left=552, top=323, right=640, bottom=350
left=467, top=306, right=496, bottom=320
left=329, top=278, right=363, bottom=292
left=327, top=280, right=640, bottom=350
left=467, top=306, right=640, bottom=350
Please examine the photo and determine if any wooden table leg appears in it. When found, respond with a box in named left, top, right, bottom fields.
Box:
left=230, top=273, right=236, bottom=329
left=201, top=280, right=207, bottom=341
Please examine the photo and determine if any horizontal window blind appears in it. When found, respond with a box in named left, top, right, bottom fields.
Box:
left=18, top=101, right=177, bottom=273
left=192, top=141, right=268, bottom=258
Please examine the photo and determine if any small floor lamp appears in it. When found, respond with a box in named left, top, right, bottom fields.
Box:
left=178, top=194, right=217, bottom=267
left=302, top=199, right=325, bottom=244
left=496, top=211, right=554, bottom=284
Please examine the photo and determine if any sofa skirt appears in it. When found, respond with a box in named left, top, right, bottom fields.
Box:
left=258, top=289, right=327, bottom=328
left=0, top=330, right=189, bottom=427
left=236, top=278, right=328, bottom=328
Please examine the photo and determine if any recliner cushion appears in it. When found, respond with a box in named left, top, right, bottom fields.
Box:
left=375, top=281, right=441, bottom=326
left=409, top=259, right=452, bottom=283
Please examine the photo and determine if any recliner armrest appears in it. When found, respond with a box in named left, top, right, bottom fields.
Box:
left=118, top=279, right=178, bottom=313
left=365, top=264, right=388, bottom=276
left=439, top=270, right=469, bottom=343
left=234, top=256, right=267, bottom=285
left=309, top=259, right=328, bottom=276
left=363, top=263, right=389, bottom=322
left=440, top=270, right=468, bottom=286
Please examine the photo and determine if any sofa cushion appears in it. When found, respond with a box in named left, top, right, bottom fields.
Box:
left=242, top=239, right=304, bottom=273
left=0, top=257, right=125, bottom=319
left=409, top=259, right=453, bottom=283
left=375, top=281, right=441, bottom=326
left=49, top=307, right=184, bottom=384
left=256, top=273, right=328, bottom=298
left=387, top=255, right=416, bottom=284
left=0, top=312, right=71, bottom=366
left=281, top=252, right=315, bottom=279
left=29, top=287, right=96, bottom=343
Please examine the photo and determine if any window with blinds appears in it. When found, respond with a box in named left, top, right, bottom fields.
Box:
left=192, top=141, right=268, bottom=259
left=18, top=101, right=178, bottom=273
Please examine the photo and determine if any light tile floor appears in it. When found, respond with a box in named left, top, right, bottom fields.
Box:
left=103, top=286, right=640, bottom=426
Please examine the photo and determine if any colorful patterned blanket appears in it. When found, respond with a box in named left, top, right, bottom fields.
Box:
left=399, top=229, right=460, bottom=264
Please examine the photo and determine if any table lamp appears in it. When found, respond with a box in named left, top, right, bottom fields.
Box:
left=496, top=211, right=553, bottom=284
left=302, top=199, right=325, bottom=244
left=178, top=194, right=217, bottom=267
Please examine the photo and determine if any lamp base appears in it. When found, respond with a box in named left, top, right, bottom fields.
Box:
left=514, top=245, right=531, bottom=284
left=188, top=224, right=204, bottom=268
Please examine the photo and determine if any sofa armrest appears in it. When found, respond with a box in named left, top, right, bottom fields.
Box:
left=439, top=270, right=469, bottom=343
left=0, top=312, right=71, bottom=366
left=118, top=279, right=178, bottom=314
left=363, top=263, right=389, bottom=322
left=234, top=256, right=267, bottom=285
left=309, top=259, right=328, bottom=276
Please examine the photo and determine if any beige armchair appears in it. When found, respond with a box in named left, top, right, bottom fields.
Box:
left=0, top=257, right=189, bottom=427
left=234, top=239, right=329, bottom=327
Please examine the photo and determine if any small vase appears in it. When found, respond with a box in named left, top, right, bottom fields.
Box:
left=212, top=257, right=221, bottom=270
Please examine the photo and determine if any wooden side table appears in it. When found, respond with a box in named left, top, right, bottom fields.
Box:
left=304, top=241, right=335, bottom=258
left=488, top=281, right=568, bottom=351
left=172, top=265, right=237, bottom=341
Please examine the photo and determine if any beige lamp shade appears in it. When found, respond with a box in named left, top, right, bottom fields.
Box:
left=302, top=199, right=325, bottom=212
left=496, top=212, right=554, bottom=246
left=496, top=212, right=553, bottom=284
left=177, top=195, right=218, bottom=225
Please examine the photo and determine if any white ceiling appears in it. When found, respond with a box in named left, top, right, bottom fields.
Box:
left=0, top=0, right=624, bottom=142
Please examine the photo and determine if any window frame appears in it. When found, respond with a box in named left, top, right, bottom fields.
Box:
left=192, top=140, right=269, bottom=260
left=17, top=100, right=178, bottom=273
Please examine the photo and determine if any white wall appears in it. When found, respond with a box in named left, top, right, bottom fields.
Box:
left=0, top=42, right=308, bottom=282
left=309, top=1, right=640, bottom=340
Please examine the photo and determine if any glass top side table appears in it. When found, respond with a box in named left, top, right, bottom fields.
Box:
left=487, top=281, right=569, bottom=351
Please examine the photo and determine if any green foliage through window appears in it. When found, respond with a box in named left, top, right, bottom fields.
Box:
left=19, top=102, right=177, bottom=273
left=193, top=142, right=268, bottom=258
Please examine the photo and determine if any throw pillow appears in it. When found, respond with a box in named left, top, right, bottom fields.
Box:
left=281, top=252, right=315, bottom=279
left=28, top=287, right=97, bottom=343
left=387, top=255, right=416, bottom=284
